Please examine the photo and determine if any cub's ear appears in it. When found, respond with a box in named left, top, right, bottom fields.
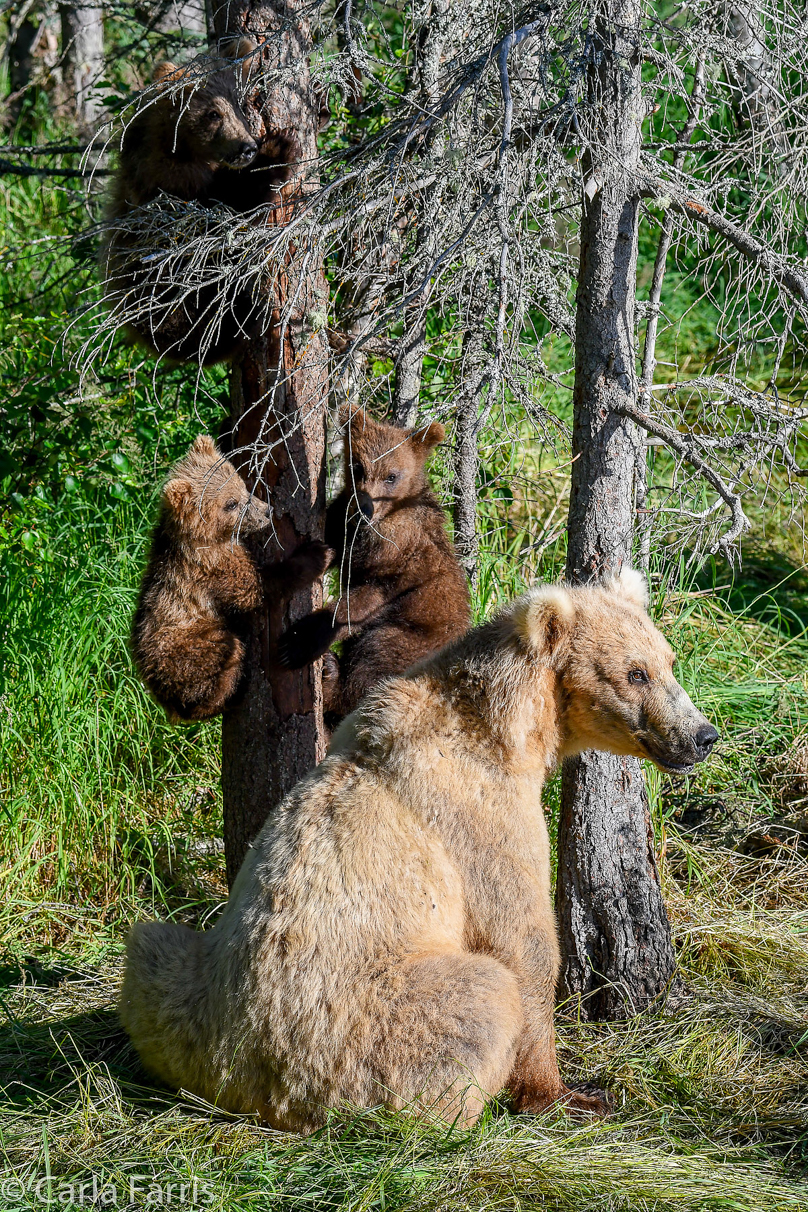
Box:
left=411, top=420, right=445, bottom=451
left=220, top=36, right=260, bottom=82
left=607, top=566, right=648, bottom=610
left=338, top=403, right=369, bottom=435
left=190, top=434, right=218, bottom=459
left=153, top=61, right=180, bottom=84
left=513, top=585, right=575, bottom=662
left=163, top=478, right=194, bottom=515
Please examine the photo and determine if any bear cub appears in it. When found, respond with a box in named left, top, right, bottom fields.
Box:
left=103, top=40, right=299, bottom=365
left=279, top=406, right=471, bottom=721
left=132, top=435, right=330, bottom=722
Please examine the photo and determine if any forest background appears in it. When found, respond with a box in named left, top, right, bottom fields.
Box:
left=2, top=0, right=808, bottom=1208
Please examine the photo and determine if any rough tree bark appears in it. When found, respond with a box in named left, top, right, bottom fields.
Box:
left=209, top=0, right=329, bottom=887
left=391, top=0, right=451, bottom=428
left=555, top=0, right=678, bottom=1019
left=452, top=310, right=487, bottom=586
left=60, top=2, right=105, bottom=137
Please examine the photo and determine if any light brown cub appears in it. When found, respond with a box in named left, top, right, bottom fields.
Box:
left=121, top=569, right=717, bottom=1127
left=132, top=435, right=329, bottom=721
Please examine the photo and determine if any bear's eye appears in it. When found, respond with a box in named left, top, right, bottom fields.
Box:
left=628, top=668, right=649, bottom=685
left=351, top=463, right=363, bottom=482
left=205, top=109, right=221, bottom=125
left=224, top=499, right=239, bottom=512
left=384, top=472, right=399, bottom=486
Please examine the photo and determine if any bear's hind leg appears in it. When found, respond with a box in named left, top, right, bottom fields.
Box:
left=369, top=952, right=523, bottom=1125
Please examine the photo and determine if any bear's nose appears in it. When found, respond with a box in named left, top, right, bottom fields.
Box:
left=694, top=723, right=719, bottom=757
left=238, top=140, right=258, bottom=160
left=358, top=493, right=374, bottom=520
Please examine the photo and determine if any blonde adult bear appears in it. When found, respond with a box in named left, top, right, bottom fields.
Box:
left=120, top=569, right=718, bottom=1130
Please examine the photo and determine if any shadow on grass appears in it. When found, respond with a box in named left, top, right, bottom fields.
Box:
left=0, top=1004, right=159, bottom=1112
left=695, top=546, right=808, bottom=639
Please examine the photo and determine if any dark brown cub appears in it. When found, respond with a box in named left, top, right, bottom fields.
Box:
left=278, top=406, right=471, bottom=723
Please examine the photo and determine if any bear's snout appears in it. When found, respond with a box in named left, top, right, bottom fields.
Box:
left=637, top=680, right=719, bottom=773
left=230, top=140, right=259, bottom=167
left=693, top=722, right=719, bottom=759
left=355, top=491, right=374, bottom=521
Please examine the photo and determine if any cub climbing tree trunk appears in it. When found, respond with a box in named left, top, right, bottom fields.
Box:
left=209, top=0, right=329, bottom=887
left=556, top=0, right=677, bottom=1018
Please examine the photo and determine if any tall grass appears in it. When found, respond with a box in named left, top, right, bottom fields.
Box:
left=0, top=497, right=222, bottom=953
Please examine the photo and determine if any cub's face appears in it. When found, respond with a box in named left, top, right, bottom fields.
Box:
left=163, top=437, right=270, bottom=545
left=345, top=448, right=425, bottom=523
left=341, top=413, right=444, bottom=523
left=183, top=80, right=258, bottom=167
left=207, top=469, right=269, bottom=541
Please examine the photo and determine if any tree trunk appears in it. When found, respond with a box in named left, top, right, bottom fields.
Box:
left=60, top=2, right=105, bottom=137
left=210, top=0, right=329, bottom=887
left=5, top=10, right=43, bottom=131
left=390, top=0, right=450, bottom=429
left=556, top=0, right=677, bottom=1018
left=452, top=324, right=486, bottom=586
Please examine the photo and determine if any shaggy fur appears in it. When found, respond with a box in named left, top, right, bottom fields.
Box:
left=132, top=435, right=330, bottom=722
left=120, top=570, right=718, bottom=1128
left=278, top=406, right=471, bottom=722
left=103, top=41, right=299, bottom=365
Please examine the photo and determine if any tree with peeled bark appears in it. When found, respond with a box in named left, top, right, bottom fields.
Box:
left=205, top=0, right=330, bottom=885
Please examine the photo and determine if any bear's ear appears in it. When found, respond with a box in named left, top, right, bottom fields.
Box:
left=607, top=566, right=648, bottom=610
left=513, top=585, right=575, bottom=662
left=338, top=403, right=368, bottom=435
left=190, top=434, right=218, bottom=459
left=221, top=36, right=260, bottom=82
left=410, top=420, right=445, bottom=452
left=153, top=61, right=180, bottom=84
left=163, top=478, right=194, bottom=515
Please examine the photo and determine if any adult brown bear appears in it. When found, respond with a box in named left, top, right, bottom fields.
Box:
left=120, top=569, right=718, bottom=1129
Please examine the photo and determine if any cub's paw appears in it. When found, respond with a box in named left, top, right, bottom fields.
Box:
left=277, top=611, right=339, bottom=669
left=290, top=540, right=335, bottom=581
left=261, top=128, right=303, bottom=177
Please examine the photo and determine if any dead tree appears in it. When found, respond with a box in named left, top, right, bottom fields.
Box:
left=60, top=2, right=105, bottom=137
left=206, top=0, right=329, bottom=886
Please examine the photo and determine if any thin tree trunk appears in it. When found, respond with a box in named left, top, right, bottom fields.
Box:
left=5, top=9, right=43, bottom=130
left=556, top=0, right=677, bottom=1018
left=452, top=319, right=486, bottom=585
left=210, top=0, right=329, bottom=887
left=390, top=0, right=450, bottom=429
left=60, top=2, right=104, bottom=137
